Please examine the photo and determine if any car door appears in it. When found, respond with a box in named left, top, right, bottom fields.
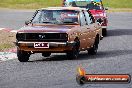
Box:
left=79, top=11, right=89, bottom=50
left=84, top=11, right=96, bottom=48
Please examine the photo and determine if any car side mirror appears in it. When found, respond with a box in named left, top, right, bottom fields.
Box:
left=97, top=18, right=103, bottom=25
left=25, top=20, right=31, bottom=25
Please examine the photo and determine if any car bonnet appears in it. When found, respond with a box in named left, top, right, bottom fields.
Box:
left=18, top=25, right=78, bottom=33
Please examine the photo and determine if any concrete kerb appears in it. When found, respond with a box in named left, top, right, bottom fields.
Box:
left=0, top=28, right=17, bottom=61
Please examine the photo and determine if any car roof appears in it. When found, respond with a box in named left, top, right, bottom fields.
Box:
left=40, top=7, right=87, bottom=11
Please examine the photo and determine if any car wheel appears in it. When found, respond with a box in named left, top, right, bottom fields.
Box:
left=102, top=28, right=107, bottom=36
left=88, top=36, right=99, bottom=55
left=67, top=47, right=79, bottom=59
left=42, top=53, right=51, bottom=57
left=67, top=39, right=80, bottom=59
left=17, top=50, right=30, bottom=62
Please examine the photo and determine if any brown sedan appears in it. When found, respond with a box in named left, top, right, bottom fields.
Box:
left=15, top=7, right=103, bottom=62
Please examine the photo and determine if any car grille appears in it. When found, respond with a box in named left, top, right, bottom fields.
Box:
left=16, top=33, right=68, bottom=42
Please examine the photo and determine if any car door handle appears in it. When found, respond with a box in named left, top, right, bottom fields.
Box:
left=87, top=28, right=90, bottom=29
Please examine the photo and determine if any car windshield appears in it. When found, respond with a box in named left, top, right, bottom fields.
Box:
left=32, top=10, right=79, bottom=25
left=64, top=1, right=102, bottom=10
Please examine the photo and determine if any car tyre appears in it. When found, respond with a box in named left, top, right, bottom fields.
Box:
left=42, top=53, right=51, bottom=57
left=88, top=36, right=99, bottom=55
left=102, top=28, right=107, bottom=36
left=67, top=47, right=79, bottom=59
left=17, top=50, right=30, bottom=62
left=67, top=39, right=80, bottom=59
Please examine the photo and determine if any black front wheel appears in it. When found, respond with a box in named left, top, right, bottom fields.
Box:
left=17, top=50, right=30, bottom=62
left=88, top=37, right=99, bottom=55
left=67, top=39, right=80, bottom=59
left=102, top=28, right=107, bottom=36
left=67, top=47, right=79, bottom=59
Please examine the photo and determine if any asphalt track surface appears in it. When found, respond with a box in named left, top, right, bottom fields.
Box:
left=0, top=10, right=132, bottom=88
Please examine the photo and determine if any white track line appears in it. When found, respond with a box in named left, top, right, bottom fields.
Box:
left=0, top=28, right=5, bottom=30
left=10, top=30, right=18, bottom=33
left=0, top=28, right=17, bottom=33
left=0, top=52, right=17, bottom=62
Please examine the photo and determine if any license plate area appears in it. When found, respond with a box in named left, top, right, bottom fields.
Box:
left=34, top=42, right=49, bottom=48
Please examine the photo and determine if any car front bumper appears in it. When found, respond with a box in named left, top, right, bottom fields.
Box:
left=15, top=41, right=75, bottom=53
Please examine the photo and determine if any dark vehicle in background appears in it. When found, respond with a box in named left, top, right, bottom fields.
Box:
left=63, top=0, right=108, bottom=36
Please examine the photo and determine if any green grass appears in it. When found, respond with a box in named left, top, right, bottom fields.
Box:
left=0, top=44, right=14, bottom=51
left=0, top=0, right=132, bottom=9
left=0, top=0, right=62, bottom=9
left=103, top=0, right=132, bottom=8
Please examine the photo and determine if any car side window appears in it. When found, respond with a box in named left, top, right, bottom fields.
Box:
left=84, top=11, right=93, bottom=25
left=80, top=11, right=87, bottom=26
left=89, top=13, right=95, bottom=23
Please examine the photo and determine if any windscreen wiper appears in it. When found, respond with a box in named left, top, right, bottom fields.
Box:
left=42, top=21, right=53, bottom=24
left=63, top=21, right=78, bottom=24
